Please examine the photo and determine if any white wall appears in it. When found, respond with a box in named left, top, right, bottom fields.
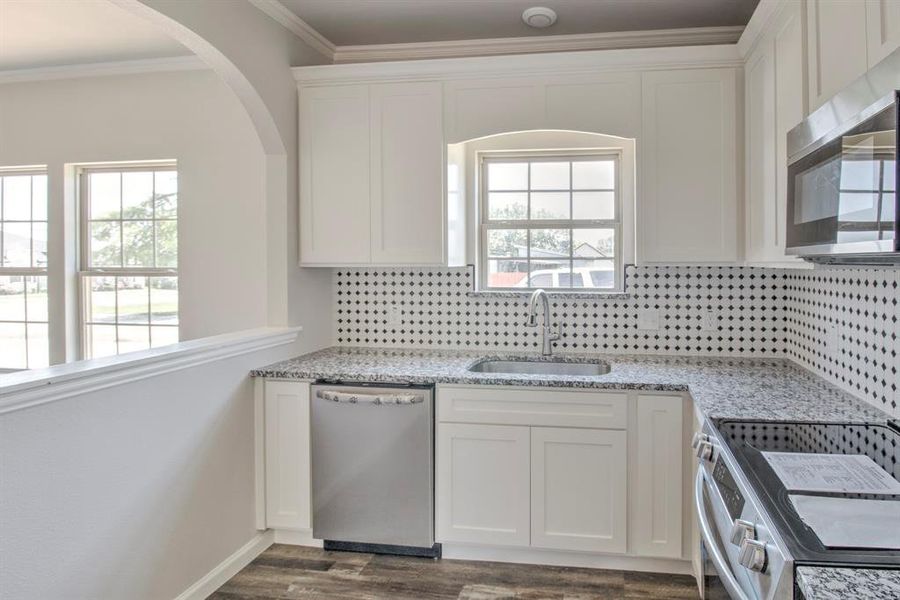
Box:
left=128, top=0, right=335, bottom=352
left=0, top=336, right=294, bottom=600
left=0, top=69, right=270, bottom=351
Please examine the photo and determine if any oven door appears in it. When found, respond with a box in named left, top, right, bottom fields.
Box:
left=694, top=470, right=755, bottom=600
left=786, top=92, right=898, bottom=256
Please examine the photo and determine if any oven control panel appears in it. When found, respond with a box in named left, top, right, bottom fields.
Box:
left=712, top=456, right=745, bottom=521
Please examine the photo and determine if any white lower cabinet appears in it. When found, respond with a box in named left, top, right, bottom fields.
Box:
left=263, top=380, right=312, bottom=531
left=531, top=427, right=627, bottom=553
left=436, top=423, right=531, bottom=546
left=632, top=394, right=684, bottom=558
left=436, top=385, right=683, bottom=559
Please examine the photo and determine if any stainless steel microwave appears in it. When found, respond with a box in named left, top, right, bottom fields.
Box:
left=786, top=51, right=900, bottom=263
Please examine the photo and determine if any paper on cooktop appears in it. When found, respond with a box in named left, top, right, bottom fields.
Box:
left=761, top=452, right=900, bottom=494
left=789, top=495, right=900, bottom=549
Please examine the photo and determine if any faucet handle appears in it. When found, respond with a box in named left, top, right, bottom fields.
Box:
left=549, top=322, right=562, bottom=340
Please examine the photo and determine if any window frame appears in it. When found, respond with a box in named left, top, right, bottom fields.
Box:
left=0, top=166, right=50, bottom=370
left=77, top=162, right=178, bottom=359
left=478, top=150, right=623, bottom=292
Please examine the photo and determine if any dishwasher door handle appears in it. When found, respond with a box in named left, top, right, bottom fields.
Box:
left=316, top=389, right=425, bottom=405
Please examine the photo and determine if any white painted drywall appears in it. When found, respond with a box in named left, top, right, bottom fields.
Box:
left=0, top=339, right=292, bottom=600
left=0, top=69, right=269, bottom=351
left=127, top=0, right=335, bottom=351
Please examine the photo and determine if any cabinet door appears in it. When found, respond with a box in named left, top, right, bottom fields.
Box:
left=866, top=0, right=900, bottom=67
left=639, top=69, right=738, bottom=263
left=544, top=72, right=641, bottom=139
left=632, top=395, right=683, bottom=558
left=370, top=82, right=445, bottom=265
left=531, top=427, right=627, bottom=553
left=745, top=40, right=777, bottom=264
left=444, top=78, right=544, bottom=143
left=264, top=381, right=311, bottom=530
left=299, top=85, right=371, bottom=265
left=436, top=423, right=530, bottom=546
left=807, top=0, right=868, bottom=112
left=773, top=2, right=806, bottom=264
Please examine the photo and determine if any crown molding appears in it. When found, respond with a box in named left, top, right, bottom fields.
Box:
left=294, top=44, right=743, bottom=85
left=0, top=55, right=207, bottom=85
left=736, top=0, right=783, bottom=58
left=333, top=26, right=744, bottom=63
left=248, top=0, right=336, bottom=60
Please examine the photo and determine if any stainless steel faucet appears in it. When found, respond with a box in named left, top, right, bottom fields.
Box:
left=526, top=289, right=560, bottom=356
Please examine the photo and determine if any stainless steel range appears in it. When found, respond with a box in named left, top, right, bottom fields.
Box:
left=694, top=419, right=900, bottom=600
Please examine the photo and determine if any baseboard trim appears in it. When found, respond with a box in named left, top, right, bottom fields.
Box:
left=273, top=528, right=324, bottom=547
left=173, top=530, right=274, bottom=600
left=440, top=543, right=693, bottom=575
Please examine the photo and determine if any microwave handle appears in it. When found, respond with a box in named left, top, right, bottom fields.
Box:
left=694, top=469, right=752, bottom=600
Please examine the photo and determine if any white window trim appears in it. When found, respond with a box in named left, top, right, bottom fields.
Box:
left=477, top=150, right=624, bottom=292
left=77, top=162, right=178, bottom=359
left=0, top=166, right=49, bottom=370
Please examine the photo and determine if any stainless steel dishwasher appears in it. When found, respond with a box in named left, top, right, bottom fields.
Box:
left=310, top=382, right=439, bottom=558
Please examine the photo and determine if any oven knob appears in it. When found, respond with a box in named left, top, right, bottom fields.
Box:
left=738, top=538, right=768, bottom=573
left=691, top=432, right=709, bottom=449
left=730, top=519, right=756, bottom=546
left=695, top=440, right=714, bottom=461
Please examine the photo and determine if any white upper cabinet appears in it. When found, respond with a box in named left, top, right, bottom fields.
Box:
left=807, top=0, right=869, bottom=112
left=370, top=82, right=445, bottom=264
left=743, top=0, right=806, bottom=265
left=299, top=85, right=371, bottom=265
left=444, top=77, right=544, bottom=144
left=866, top=0, right=900, bottom=66
left=639, top=68, right=739, bottom=263
left=299, top=81, right=446, bottom=266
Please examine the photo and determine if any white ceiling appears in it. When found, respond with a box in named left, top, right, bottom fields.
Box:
left=278, top=0, right=760, bottom=46
left=0, top=0, right=191, bottom=71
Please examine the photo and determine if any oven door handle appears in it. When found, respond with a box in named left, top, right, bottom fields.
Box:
left=694, top=469, right=752, bottom=600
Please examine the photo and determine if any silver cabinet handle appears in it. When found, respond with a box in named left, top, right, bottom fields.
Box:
left=694, top=469, right=752, bottom=600
left=316, top=389, right=424, bottom=405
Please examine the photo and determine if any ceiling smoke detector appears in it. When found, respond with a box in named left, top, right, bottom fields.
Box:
left=522, top=7, right=557, bottom=29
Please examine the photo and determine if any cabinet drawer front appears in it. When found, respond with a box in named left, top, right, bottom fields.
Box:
left=438, top=386, right=627, bottom=429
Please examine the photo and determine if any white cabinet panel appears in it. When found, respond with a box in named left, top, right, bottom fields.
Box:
left=773, top=2, right=806, bottom=264
left=436, top=423, right=530, bottom=546
left=370, top=82, right=445, bottom=264
left=807, top=0, right=869, bottom=111
left=632, top=395, right=683, bottom=558
left=640, top=69, right=738, bottom=263
left=444, top=78, right=544, bottom=143
left=545, top=73, right=641, bottom=139
left=866, top=0, right=900, bottom=66
left=437, top=385, right=627, bottom=429
left=264, top=381, right=311, bottom=531
left=745, top=40, right=778, bottom=264
left=531, top=427, right=627, bottom=553
left=299, top=85, right=371, bottom=264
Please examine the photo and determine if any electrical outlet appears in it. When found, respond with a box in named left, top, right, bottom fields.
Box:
left=826, top=322, right=839, bottom=356
left=701, top=310, right=720, bottom=332
left=637, top=308, right=660, bottom=331
left=387, top=304, right=403, bottom=326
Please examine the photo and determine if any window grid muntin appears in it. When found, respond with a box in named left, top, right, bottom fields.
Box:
left=0, top=168, right=49, bottom=369
left=79, top=163, right=178, bottom=359
left=480, top=152, right=622, bottom=292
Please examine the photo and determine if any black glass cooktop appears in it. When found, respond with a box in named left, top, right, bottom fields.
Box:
left=713, top=419, right=900, bottom=568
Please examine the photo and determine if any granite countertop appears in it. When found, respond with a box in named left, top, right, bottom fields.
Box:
left=252, top=346, right=897, bottom=599
left=252, top=346, right=891, bottom=423
left=797, top=567, right=900, bottom=600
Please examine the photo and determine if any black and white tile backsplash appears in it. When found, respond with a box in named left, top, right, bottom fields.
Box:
left=333, top=264, right=899, bottom=418
left=783, top=267, right=898, bottom=418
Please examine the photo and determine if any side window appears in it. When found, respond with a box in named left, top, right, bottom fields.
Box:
left=0, top=169, right=49, bottom=369
left=80, top=165, right=179, bottom=358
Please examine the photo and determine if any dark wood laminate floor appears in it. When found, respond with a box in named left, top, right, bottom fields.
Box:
left=211, top=544, right=700, bottom=600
